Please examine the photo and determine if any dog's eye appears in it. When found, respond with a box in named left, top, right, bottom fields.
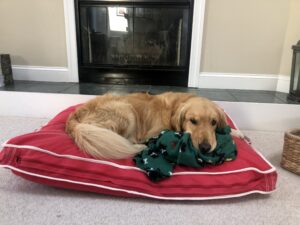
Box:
left=211, top=119, right=217, bottom=126
left=190, top=118, right=198, bottom=125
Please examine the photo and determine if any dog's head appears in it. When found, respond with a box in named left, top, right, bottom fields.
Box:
left=171, top=97, right=227, bottom=153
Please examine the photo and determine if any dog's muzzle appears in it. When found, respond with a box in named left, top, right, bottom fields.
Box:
left=199, top=142, right=211, bottom=153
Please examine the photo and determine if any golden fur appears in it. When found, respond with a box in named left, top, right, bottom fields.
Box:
left=65, top=92, right=241, bottom=159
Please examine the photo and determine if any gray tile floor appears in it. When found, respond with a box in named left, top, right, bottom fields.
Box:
left=0, top=80, right=298, bottom=104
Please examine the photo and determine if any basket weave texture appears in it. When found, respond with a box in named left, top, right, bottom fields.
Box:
left=281, top=129, right=300, bottom=175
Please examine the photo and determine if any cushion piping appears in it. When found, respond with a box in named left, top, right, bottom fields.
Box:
left=1, top=143, right=276, bottom=176
left=0, top=164, right=277, bottom=201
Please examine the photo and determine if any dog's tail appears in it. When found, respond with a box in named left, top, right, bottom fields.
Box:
left=67, top=120, right=143, bottom=159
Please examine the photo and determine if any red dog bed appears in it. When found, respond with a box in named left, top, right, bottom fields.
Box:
left=0, top=105, right=277, bottom=200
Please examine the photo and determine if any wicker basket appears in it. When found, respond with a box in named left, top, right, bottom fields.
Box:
left=281, top=128, right=300, bottom=175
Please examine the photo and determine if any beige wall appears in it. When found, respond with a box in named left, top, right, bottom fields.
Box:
left=279, top=0, right=300, bottom=76
left=0, top=0, right=67, bottom=67
left=0, top=0, right=297, bottom=77
left=201, top=0, right=290, bottom=75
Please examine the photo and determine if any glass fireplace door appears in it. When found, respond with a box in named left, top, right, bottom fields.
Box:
left=76, top=0, right=193, bottom=86
left=80, top=5, right=134, bottom=65
left=79, top=4, right=189, bottom=67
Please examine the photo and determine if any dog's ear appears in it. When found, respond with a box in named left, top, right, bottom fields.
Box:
left=171, top=104, right=187, bottom=132
left=216, top=106, right=227, bottom=128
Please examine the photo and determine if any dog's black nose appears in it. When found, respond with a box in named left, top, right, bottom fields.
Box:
left=199, top=142, right=211, bottom=153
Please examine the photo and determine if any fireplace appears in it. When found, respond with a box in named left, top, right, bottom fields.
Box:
left=75, top=0, right=194, bottom=86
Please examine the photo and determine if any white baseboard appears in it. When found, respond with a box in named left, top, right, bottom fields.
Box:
left=199, top=72, right=290, bottom=93
left=12, top=65, right=71, bottom=82
left=0, top=91, right=299, bottom=131
left=276, top=75, right=290, bottom=93
left=10, top=66, right=291, bottom=93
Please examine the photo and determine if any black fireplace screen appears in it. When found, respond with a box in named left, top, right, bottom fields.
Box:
left=76, top=0, right=193, bottom=86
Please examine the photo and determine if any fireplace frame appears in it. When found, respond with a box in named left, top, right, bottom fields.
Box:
left=74, top=0, right=194, bottom=86
left=63, top=0, right=205, bottom=87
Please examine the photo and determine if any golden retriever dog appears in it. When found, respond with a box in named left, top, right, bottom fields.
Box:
left=65, top=92, right=244, bottom=159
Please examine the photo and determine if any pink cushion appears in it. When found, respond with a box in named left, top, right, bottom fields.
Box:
left=0, top=105, right=277, bottom=200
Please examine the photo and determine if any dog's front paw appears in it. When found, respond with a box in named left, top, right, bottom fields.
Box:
left=231, top=129, right=244, bottom=138
left=134, top=144, right=147, bottom=151
left=230, top=129, right=251, bottom=143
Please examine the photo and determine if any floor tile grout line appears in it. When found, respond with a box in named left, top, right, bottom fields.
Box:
left=226, top=90, right=239, bottom=102
left=273, top=95, right=287, bottom=104
left=57, top=83, right=78, bottom=93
